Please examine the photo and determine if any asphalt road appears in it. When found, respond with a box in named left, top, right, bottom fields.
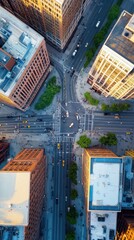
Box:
left=52, top=137, right=73, bottom=240
left=64, top=0, right=115, bottom=73
left=83, top=111, right=134, bottom=134
left=0, top=115, right=53, bottom=134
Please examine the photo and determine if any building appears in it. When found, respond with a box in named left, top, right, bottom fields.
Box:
left=0, top=0, right=83, bottom=50
left=0, top=148, right=45, bottom=240
left=116, top=210, right=134, bottom=240
left=0, top=141, right=9, bottom=164
left=87, top=11, right=134, bottom=100
left=0, top=7, right=50, bottom=111
left=125, top=150, right=134, bottom=159
left=82, top=147, right=123, bottom=240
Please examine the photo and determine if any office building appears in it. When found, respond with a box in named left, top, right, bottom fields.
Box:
left=0, top=148, right=45, bottom=240
left=83, top=147, right=123, bottom=240
left=88, top=11, right=134, bottom=100
left=0, top=0, right=83, bottom=50
left=0, top=7, right=50, bottom=111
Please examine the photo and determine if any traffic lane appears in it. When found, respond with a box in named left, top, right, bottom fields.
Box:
left=52, top=145, right=59, bottom=240
left=65, top=1, right=100, bottom=66
left=94, top=126, right=134, bottom=134
left=59, top=142, right=67, bottom=240
left=66, top=0, right=114, bottom=71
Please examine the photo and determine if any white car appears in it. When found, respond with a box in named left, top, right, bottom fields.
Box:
left=72, top=49, right=77, bottom=56
left=85, top=42, right=88, bottom=48
left=96, top=20, right=100, bottom=27
left=66, top=111, right=69, bottom=117
left=69, top=123, right=74, bottom=128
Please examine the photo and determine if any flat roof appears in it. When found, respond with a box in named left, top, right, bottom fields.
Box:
left=0, top=6, right=44, bottom=96
left=90, top=211, right=117, bottom=240
left=89, top=158, right=122, bottom=211
left=0, top=172, right=30, bottom=226
left=106, top=11, right=134, bottom=64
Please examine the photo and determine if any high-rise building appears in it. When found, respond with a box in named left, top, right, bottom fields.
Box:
left=0, top=148, right=45, bottom=240
left=0, top=7, right=50, bottom=111
left=116, top=210, right=134, bottom=240
left=82, top=147, right=123, bottom=240
left=0, top=0, right=83, bottom=50
left=88, top=11, right=134, bottom=100
left=0, top=141, right=9, bottom=164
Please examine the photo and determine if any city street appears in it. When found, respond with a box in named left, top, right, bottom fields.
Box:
left=0, top=0, right=134, bottom=240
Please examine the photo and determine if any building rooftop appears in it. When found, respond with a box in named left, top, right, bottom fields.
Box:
left=122, top=156, right=134, bottom=209
left=89, top=211, right=117, bottom=240
left=106, top=11, right=134, bottom=64
left=89, top=158, right=122, bottom=211
left=0, top=7, right=44, bottom=96
left=0, top=172, right=30, bottom=226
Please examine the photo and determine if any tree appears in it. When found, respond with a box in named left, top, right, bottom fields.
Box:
left=101, top=103, right=110, bottom=112
left=35, top=76, right=61, bottom=110
left=66, top=231, right=75, bottom=240
left=68, top=162, right=78, bottom=185
left=101, top=103, right=131, bottom=112
left=66, top=206, right=78, bottom=225
left=71, top=189, right=78, bottom=200
left=77, top=135, right=91, bottom=148
left=84, top=92, right=99, bottom=106
left=99, top=132, right=117, bottom=146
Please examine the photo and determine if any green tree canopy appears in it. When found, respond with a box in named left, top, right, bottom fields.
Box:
left=66, top=206, right=78, bottom=225
left=70, top=189, right=78, bottom=200
left=99, top=132, right=117, bottom=146
left=84, top=92, right=99, bottom=106
left=77, top=135, right=91, bottom=148
left=66, top=231, right=75, bottom=240
left=101, top=103, right=131, bottom=112
left=35, top=76, right=61, bottom=110
left=68, top=162, right=78, bottom=185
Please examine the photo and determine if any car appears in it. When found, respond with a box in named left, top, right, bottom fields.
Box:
left=69, top=123, right=74, bottom=128
left=114, top=114, right=120, bottom=119
left=27, top=125, right=31, bottom=128
left=66, top=111, right=69, bottom=118
left=72, top=49, right=77, bottom=57
left=70, top=70, right=75, bottom=77
left=67, top=207, right=70, bottom=212
left=38, top=119, right=43, bottom=122
left=56, top=198, right=58, bottom=204
left=62, top=160, right=65, bottom=167
left=65, top=196, right=67, bottom=201
left=57, top=143, right=60, bottom=149
left=126, top=132, right=132, bottom=135
left=76, top=113, right=79, bottom=120
left=85, top=42, right=88, bottom=48
left=96, top=20, right=100, bottom=27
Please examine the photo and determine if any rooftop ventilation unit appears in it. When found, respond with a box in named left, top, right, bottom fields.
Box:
left=122, top=29, right=134, bottom=43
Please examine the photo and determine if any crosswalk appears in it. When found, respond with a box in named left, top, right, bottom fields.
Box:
left=79, top=113, right=93, bottom=131
left=53, top=105, right=61, bottom=134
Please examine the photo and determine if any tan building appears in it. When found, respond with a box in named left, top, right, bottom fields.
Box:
left=0, top=0, right=83, bottom=49
left=125, top=149, right=134, bottom=159
left=83, top=147, right=123, bottom=240
left=0, top=7, right=50, bottom=111
left=116, top=210, right=134, bottom=240
left=0, top=148, right=45, bottom=240
left=88, top=11, right=134, bottom=100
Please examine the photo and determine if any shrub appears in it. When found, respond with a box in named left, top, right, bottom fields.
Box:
left=84, top=92, right=99, bottom=106
left=35, top=76, right=61, bottom=110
